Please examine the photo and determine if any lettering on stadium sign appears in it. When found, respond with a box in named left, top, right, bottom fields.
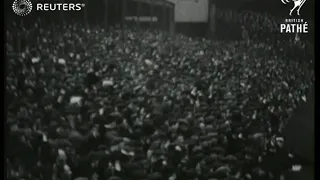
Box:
left=125, top=16, right=158, bottom=22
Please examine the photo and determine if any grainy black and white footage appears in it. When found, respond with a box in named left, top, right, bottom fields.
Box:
left=5, top=0, right=314, bottom=180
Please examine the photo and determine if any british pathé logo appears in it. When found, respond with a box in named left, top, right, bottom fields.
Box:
left=280, top=0, right=308, bottom=33
left=281, top=0, right=307, bottom=16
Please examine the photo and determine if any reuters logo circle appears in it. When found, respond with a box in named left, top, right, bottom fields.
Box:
left=12, top=0, right=33, bottom=16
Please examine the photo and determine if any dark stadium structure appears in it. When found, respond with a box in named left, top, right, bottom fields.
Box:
left=284, top=85, right=314, bottom=180
left=100, top=0, right=175, bottom=32
left=6, top=0, right=175, bottom=33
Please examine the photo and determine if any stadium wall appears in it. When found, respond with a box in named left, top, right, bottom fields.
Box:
left=125, top=0, right=175, bottom=31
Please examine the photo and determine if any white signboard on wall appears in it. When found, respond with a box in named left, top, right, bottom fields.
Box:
left=168, top=0, right=209, bottom=23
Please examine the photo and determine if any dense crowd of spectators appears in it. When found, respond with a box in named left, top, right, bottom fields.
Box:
left=5, top=8, right=314, bottom=180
